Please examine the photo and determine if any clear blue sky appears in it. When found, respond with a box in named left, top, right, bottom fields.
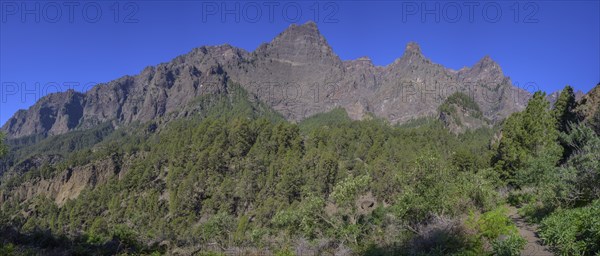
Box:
left=1, top=1, right=599, bottom=125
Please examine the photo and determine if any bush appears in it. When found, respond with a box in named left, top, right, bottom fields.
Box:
left=274, top=247, right=296, bottom=256
left=492, top=234, right=526, bottom=256
left=466, top=206, right=526, bottom=254
left=507, top=189, right=535, bottom=207
left=539, top=200, right=600, bottom=255
left=473, top=206, right=519, bottom=240
left=0, top=243, right=15, bottom=256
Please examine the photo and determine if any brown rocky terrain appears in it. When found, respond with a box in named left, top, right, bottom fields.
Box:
left=0, top=153, right=136, bottom=206
left=576, top=83, right=600, bottom=123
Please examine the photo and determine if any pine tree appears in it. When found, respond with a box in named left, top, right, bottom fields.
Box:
left=495, top=92, right=562, bottom=185
left=553, top=86, right=581, bottom=161
left=553, top=85, right=578, bottom=133
left=522, top=92, right=562, bottom=158
left=591, top=107, right=600, bottom=135
left=0, top=132, right=7, bottom=158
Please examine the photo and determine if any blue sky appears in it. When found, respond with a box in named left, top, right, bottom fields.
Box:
left=1, top=1, right=599, bottom=125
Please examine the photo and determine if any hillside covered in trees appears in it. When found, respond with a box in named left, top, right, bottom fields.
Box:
left=0, top=83, right=599, bottom=255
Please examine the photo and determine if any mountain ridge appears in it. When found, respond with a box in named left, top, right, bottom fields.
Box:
left=2, top=21, right=530, bottom=139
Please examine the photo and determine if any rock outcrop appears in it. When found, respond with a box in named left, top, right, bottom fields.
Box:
left=576, top=83, right=600, bottom=129
left=0, top=154, right=133, bottom=206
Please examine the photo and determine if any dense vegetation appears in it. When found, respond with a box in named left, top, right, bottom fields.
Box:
left=0, top=84, right=598, bottom=255
left=438, top=92, right=484, bottom=124
left=497, top=87, right=600, bottom=255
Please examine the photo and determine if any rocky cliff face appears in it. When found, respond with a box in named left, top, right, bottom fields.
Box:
left=4, top=90, right=85, bottom=138
left=576, top=83, right=600, bottom=125
left=0, top=154, right=135, bottom=206
left=547, top=89, right=585, bottom=107
left=2, top=21, right=529, bottom=139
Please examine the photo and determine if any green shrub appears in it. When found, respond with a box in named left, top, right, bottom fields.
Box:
left=473, top=206, right=519, bottom=240
left=438, top=92, right=484, bottom=122
left=492, top=234, right=527, bottom=256
left=0, top=243, right=15, bottom=256
left=299, top=107, right=351, bottom=132
left=539, top=200, right=600, bottom=255
left=275, top=247, right=296, bottom=256
left=507, top=190, right=535, bottom=207
left=466, top=206, right=526, bottom=255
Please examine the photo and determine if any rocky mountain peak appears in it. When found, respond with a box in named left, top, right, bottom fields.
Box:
left=3, top=89, right=85, bottom=138
left=474, top=55, right=502, bottom=73
left=478, top=55, right=496, bottom=65
left=386, top=42, right=436, bottom=74
left=254, top=21, right=340, bottom=67
left=458, top=55, right=505, bottom=83
left=270, top=21, right=327, bottom=49
left=404, top=42, right=422, bottom=55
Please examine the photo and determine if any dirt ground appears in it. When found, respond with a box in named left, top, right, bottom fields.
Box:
left=507, top=206, right=554, bottom=256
